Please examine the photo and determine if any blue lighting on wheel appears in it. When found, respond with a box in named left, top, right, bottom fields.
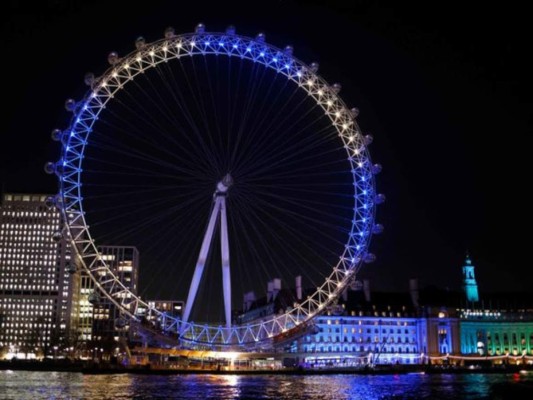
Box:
left=54, top=31, right=378, bottom=348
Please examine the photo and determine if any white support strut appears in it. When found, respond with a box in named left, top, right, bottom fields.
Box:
left=182, top=174, right=233, bottom=328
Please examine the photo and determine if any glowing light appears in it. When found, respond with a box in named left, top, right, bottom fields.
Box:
left=307, top=80, right=314, bottom=86
left=112, top=72, right=117, bottom=78
left=349, top=136, right=354, bottom=142
left=273, top=57, right=278, bottom=62
left=285, top=64, right=290, bottom=69
left=335, top=111, right=341, bottom=117
left=177, top=42, right=182, bottom=48
left=218, top=42, right=224, bottom=46
left=162, top=46, right=168, bottom=51
left=191, top=41, right=196, bottom=47
left=136, top=56, right=141, bottom=62
left=149, top=51, right=155, bottom=56
left=343, top=123, right=348, bottom=129
left=205, top=41, right=210, bottom=46
left=297, top=71, right=302, bottom=77
left=260, top=52, right=265, bottom=57
left=232, top=44, right=238, bottom=49
left=246, top=47, right=251, bottom=52
left=362, top=190, right=367, bottom=195
left=327, top=100, right=333, bottom=106
left=317, top=90, right=324, bottom=96
left=358, top=162, right=363, bottom=167
left=124, top=64, right=130, bottom=69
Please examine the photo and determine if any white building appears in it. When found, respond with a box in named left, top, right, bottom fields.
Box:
left=0, top=193, right=79, bottom=358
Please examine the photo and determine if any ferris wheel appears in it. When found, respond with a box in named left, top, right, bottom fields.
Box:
left=45, top=24, right=383, bottom=349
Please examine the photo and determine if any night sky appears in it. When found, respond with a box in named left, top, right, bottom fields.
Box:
left=1, top=1, right=531, bottom=295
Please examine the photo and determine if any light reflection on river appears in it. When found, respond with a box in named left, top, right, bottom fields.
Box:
left=1, top=370, right=531, bottom=399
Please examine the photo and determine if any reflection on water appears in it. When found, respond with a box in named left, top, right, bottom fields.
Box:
left=1, top=370, right=532, bottom=399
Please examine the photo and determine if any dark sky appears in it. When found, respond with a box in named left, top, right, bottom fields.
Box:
left=1, top=0, right=531, bottom=295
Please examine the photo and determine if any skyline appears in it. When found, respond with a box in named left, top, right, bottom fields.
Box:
left=1, top=1, right=531, bottom=295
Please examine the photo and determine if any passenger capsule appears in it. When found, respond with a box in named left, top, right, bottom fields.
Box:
left=332, top=83, right=342, bottom=94
left=363, top=253, right=376, bottom=263
left=364, top=134, right=374, bottom=146
left=65, top=99, right=76, bottom=112
left=225, top=25, right=236, bottom=35
left=44, top=162, right=55, bottom=175
left=107, top=51, right=119, bottom=65
left=51, top=129, right=62, bottom=142
left=372, top=224, right=384, bottom=234
left=135, top=36, right=146, bottom=50
left=164, top=26, right=175, bottom=39
left=350, top=107, right=359, bottom=118
left=53, top=194, right=63, bottom=210
left=284, top=45, right=293, bottom=56
left=371, top=163, right=382, bottom=175
left=309, top=62, right=319, bottom=73
left=375, top=194, right=386, bottom=204
left=84, top=72, right=95, bottom=87
left=115, top=318, right=127, bottom=328
left=256, top=33, right=266, bottom=43
left=52, top=230, right=63, bottom=242
left=88, top=292, right=100, bottom=305
left=44, top=196, right=55, bottom=208
left=54, top=162, right=64, bottom=177
left=195, top=23, right=206, bottom=34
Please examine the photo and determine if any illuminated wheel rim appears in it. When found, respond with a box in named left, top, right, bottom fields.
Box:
left=52, top=27, right=378, bottom=348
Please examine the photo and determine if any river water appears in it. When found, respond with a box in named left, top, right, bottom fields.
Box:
left=1, top=370, right=531, bottom=399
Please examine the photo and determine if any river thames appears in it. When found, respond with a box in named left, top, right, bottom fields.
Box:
left=1, top=370, right=531, bottom=399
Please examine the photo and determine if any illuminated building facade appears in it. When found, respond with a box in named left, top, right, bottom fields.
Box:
left=291, top=281, right=431, bottom=366
left=459, top=310, right=533, bottom=356
left=92, top=246, right=139, bottom=342
left=0, top=193, right=79, bottom=358
left=300, top=307, right=426, bottom=366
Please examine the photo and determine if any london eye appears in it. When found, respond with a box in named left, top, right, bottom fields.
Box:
left=45, top=24, right=383, bottom=349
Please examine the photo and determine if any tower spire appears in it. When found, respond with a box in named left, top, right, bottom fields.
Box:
left=462, top=253, right=479, bottom=303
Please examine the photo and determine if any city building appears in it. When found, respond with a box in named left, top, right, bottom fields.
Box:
left=0, top=193, right=79, bottom=358
left=91, top=246, right=139, bottom=343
